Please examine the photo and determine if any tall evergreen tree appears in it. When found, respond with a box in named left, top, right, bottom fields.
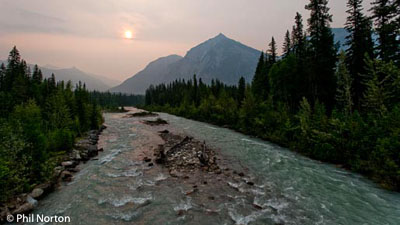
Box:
left=336, top=52, right=354, bottom=114
left=371, top=0, right=399, bottom=63
left=283, top=30, right=292, bottom=57
left=305, top=0, right=338, bottom=107
left=345, top=0, right=374, bottom=108
left=237, top=77, right=246, bottom=106
left=32, top=65, right=43, bottom=84
left=0, top=63, right=5, bottom=92
left=268, top=37, right=277, bottom=64
left=292, top=12, right=306, bottom=56
left=5, top=46, right=21, bottom=92
left=252, top=52, right=268, bottom=100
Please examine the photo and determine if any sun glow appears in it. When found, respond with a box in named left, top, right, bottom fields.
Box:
left=124, top=30, right=133, bottom=39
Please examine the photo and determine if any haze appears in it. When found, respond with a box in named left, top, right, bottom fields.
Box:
left=0, top=0, right=373, bottom=82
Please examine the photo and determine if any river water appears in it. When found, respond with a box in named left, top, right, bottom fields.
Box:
left=22, top=111, right=400, bottom=225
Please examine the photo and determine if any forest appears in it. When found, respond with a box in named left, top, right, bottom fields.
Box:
left=0, top=47, right=143, bottom=202
left=144, top=0, right=400, bottom=190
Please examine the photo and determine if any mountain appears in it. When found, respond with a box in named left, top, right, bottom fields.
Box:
left=110, top=33, right=261, bottom=94
left=332, top=27, right=378, bottom=51
left=112, top=29, right=374, bottom=95
left=0, top=60, right=117, bottom=91
left=332, top=28, right=349, bottom=51
left=109, top=55, right=183, bottom=94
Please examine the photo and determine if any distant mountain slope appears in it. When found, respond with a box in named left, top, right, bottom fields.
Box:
left=110, top=55, right=183, bottom=94
left=40, top=67, right=114, bottom=91
left=111, top=33, right=261, bottom=94
left=332, top=27, right=378, bottom=51
left=0, top=60, right=116, bottom=91
left=332, top=28, right=349, bottom=51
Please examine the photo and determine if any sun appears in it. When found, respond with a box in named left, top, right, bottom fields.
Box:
left=124, top=30, right=133, bottom=39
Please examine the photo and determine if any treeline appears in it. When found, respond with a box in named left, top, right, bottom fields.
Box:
left=0, top=47, right=103, bottom=202
left=144, top=0, right=400, bottom=190
left=90, top=91, right=144, bottom=111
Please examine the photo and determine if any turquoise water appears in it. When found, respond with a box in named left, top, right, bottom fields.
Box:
left=21, top=112, right=400, bottom=225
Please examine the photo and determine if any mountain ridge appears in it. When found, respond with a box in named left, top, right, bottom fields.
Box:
left=111, top=33, right=261, bottom=94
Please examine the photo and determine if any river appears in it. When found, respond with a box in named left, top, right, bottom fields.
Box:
left=21, top=110, right=400, bottom=225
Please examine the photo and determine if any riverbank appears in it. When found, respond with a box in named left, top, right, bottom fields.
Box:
left=0, top=125, right=106, bottom=223
left=141, top=104, right=400, bottom=192
left=13, top=108, right=400, bottom=225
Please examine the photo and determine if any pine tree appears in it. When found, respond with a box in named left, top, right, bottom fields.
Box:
left=305, top=0, right=337, bottom=108
left=345, top=0, right=374, bottom=108
left=0, top=63, right=5, bottom=92
left=292, top=12, right=306, bottom=56
left=363, top=58, right=390, bottom=114
left=336, top=52, right=353, bottom=114
left=237, top=77, right=246, bottom=106
left=5, top=46, right=21, bottom=91
left=251, top=52, right=267, bottom=99
left=268, top=37, right=277, bottom=64
left=283, top=30, right=292, bottom=57
left=371, top=0, right=399, bottom=63
left=193, top=74, right=199, bottom=106
left=32, top=65, right=43, bottom=84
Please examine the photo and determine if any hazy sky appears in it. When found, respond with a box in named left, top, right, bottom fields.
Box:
left=0, top=0, right=374, bottom=81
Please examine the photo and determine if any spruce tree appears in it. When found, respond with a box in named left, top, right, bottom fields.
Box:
left=336, top=52, right=353, bottom=115
left=292, top=12, right=306, bottom=56
left=32, top=65, right=43, bottom=84
left=371, top=0, right=399, bottom=63
left=305, top=0, right=337, bottom=108
left=345, top=0, right=374, bottom=108
left=5, top=46, right=21, bottom=91
left=283, top=30, right=292, bottom=57
left=251, top=52, right=268, bottom=100
left=0, top=63, right=5, bottom=92
left=268, top=37, right=277, bottom=64
left=237, top=77, right=246, bottom=106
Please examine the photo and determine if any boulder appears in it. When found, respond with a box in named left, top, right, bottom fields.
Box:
left=26, top=196, right=38, bottom=207
left=53, top=166, right=63, bottom=177
left=100, top=125, right=107, bottom=131
left=61, top=161, right=77, bottom=168
left=71, top=150, right=82, bottom=161
left=60, top=171, right=73, bottom=181
left=67, top=168, right=80, bottom=173
left=87, top=145, right=98, bottom=157
left=29, top=188, right=44, bottom=199
left=35, top=182, right=53, bottom=195
left=12, top=202, right=34, bottom=215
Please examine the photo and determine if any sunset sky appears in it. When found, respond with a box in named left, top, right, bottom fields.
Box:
left=0, top=0, right=374, bottom=82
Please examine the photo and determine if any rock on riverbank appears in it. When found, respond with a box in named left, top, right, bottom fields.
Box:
left=0, top=125, right=107, bottom=223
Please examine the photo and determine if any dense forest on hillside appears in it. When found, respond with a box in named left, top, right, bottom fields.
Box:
left=90, top=91, right=144, bottom=111
left=144, top=0, right=400, bottom=190
left=0, top=47, right=105, bottom=202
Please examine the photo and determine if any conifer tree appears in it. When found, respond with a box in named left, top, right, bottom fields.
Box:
left=268, top=37, right=277, bottom=64
left=371, top=0, right=399, bottom=63
left=237, top=77, right=246, bottom=106
left=0, top=63, right=5, bottom=92
left=345, top=0, right=374, bottom=108
left=32, top=65, right=43, bottom=84
left=336, top=52, right=353, bottom=114
left=305, top=0, right=337, bottom=107
left=5, top=46, right=21, bottom=91
left=251, top=52, right=267, bottom=99
left=283, top=30, right=292, bottom=57
left=292, top=12, right=306, bottom=56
